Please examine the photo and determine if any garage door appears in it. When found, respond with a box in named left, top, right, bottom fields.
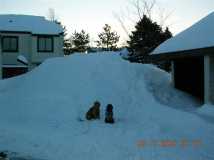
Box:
left=3, top=67, right=28, bottom=79
left=174, top=56, right=204, bottom=101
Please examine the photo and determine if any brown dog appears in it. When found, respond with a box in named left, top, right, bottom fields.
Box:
left=86, top=101, right=100, bottom=120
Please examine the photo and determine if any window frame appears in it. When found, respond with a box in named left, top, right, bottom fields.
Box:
left=37, top=36, right=54, bottom=52
left=2, top=36, right=19, bottom=52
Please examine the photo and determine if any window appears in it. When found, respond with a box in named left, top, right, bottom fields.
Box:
left=37, top=36, right=54, bottom=52
left=2, top=36, right=18, bottom=52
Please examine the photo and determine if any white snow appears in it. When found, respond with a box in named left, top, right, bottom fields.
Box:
left=2, top=65, right=28, bottom=68
left=0, top=52, right=214, bottom=160
left=119, top=48, right=130, bottom=59
left=152, top=12, right=214, bottom=54
left=0, top=14, right=63, bottom=35
left=17, top=55, right=28, bottom=65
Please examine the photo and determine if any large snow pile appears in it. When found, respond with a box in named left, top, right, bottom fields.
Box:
left=152, top=12, right=214, bottom=54
left=0, top=53, right=214, bottom=160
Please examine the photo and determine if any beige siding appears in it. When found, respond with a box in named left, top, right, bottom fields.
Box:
left=171, top=61, right=175, bottom=87
left=1, top=33, right=32, bottom=65
left=1, top=33, right=63, bottom=65
left=204, top=55, right=210, bottom=103
left=0, top=49, right=2, bottom=79
left=0, top=33, right=63, bottom=78
left=204, top=55, right=214, bottom=104
left=209, top=55, right=214, bottom=103
left=31, top=35, right=64, bottom=63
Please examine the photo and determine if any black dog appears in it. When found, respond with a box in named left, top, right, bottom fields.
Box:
left=105, top=104, right=115, bottom=124
left=0, top=152, right=7, bottom=159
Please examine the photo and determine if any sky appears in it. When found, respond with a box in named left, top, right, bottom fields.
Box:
left=0, top=0, right=214, bottom=45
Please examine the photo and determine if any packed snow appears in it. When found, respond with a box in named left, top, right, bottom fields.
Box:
left=0, top=15, right=63, bottom=35
left=0, top=52, right=214, bottom=160
left=152, top=12, right=214, bottom=54
left=17, top=55, right=29, bottom=65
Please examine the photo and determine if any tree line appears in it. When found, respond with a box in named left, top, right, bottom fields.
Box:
left=63, top=15, right=172, bottom=56
left=49, top=3, right=172, bottom=57
left=63, top=24, right=120, bottom=55
left=50, top=0, right=173, bottom=71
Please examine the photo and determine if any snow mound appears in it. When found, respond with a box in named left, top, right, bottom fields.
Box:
left=0, top=52, right=214, bottom=160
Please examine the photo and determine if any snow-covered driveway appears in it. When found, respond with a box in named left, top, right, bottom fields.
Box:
left=0, top=53, right=214, bottom=160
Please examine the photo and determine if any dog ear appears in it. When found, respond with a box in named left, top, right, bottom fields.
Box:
left=86, top=107, right=93, bottom=120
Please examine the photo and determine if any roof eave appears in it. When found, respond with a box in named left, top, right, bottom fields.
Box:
left=128, top=46, right=214, bottom=64
left=0, top=30, right=63, bottom=36
left=146, top=46, right=214, bottom=63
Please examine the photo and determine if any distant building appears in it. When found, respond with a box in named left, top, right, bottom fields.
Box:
left=148, top=12, right=214, bottom=104
left=0, top=14, right=64, bottom=79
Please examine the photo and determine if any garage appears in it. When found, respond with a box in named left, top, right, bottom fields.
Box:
left=3, top=66, right=28, bottom=79
left=173, top=56, right=204, bottom=101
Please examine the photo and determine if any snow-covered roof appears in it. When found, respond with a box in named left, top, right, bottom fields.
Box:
left=0, top=14, right=63, bottom=35
left=152, top=12, right=214, bottom=54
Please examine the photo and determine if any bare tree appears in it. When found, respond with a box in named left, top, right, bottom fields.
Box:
left=113, top=13, right=130, bottom=37
left=131, top=0, right=156, bottom=20
left=114, top=0, right=173, bottom=38
left=157, top=7, right=174, bottom=28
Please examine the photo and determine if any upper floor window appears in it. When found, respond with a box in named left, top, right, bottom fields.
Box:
left=37, top=36, right=54, bottom=52
left=2, top=36, right=18, bottom=52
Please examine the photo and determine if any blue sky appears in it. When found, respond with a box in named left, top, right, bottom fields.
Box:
left=0, top=0, right=213, bottom=45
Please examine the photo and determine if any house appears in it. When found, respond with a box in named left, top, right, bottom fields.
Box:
left=148, top=12, right=214, bottom=104
left=0, top=14, right=64, bottom=79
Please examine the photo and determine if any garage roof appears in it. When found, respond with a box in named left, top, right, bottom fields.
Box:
left=152, top=12, right=214, bottom=55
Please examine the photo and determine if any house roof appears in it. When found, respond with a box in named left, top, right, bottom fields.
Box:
left=0, top=14, right=63, bottom=35
left=152, top=12, right=214, bottom=55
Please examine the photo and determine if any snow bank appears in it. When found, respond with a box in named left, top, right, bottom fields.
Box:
left=152, top=12, right=214, bottom=54
left=0, top=52, right=213, bottom=160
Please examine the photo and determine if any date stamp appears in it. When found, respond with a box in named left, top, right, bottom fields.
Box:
left=137, top=139, right=202, bottom=148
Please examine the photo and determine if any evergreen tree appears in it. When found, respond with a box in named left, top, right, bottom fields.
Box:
left=127, top=15, right=173, bottom=72
left=54, top=20, right=71, bottom=55
left=127, top=15, right=172, bottom=55
left=70, top=30, right=90, bottom=53
left=162, top=27, right=172, bottom=41
left=97, top=24, right=120, bottom=51
left=156, top=27, right=173, bottom=72
left=64, top=38, right=73, bottom=55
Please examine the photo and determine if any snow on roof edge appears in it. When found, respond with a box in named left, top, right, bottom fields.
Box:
left=0, top=14, right=63, bottom=35
left=0, top=14, right=44, bottom=19
left=152, top=12, right=214, bottom=55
